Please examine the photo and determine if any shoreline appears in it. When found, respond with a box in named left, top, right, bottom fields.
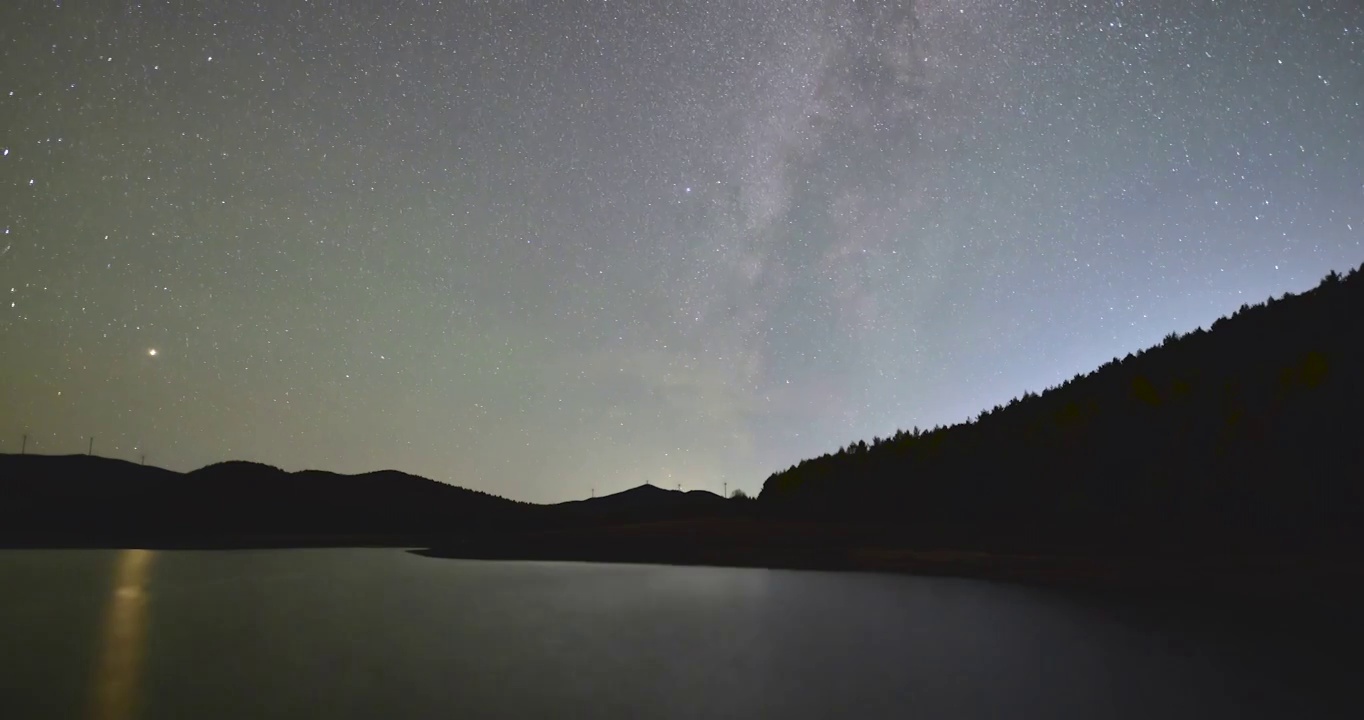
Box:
left=5, top=517, right=1360, bottom=596
left=414, top=544, right=1363, bottom=590
left=413, top=518, right=1364, bottom=596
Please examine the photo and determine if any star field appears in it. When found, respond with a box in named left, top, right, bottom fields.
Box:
left=2, top=0, right=1361, bottom=501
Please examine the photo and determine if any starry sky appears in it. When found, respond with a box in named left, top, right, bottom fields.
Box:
left=1, top=0, right=1360, bottom=502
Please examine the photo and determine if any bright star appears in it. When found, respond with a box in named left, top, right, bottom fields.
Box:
left=148, top=348, right=158, bottom=356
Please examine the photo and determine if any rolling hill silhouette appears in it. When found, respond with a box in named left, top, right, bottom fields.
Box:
left=0, top=456, right=730, bottom=548
left=552, top=484, right=726, bottom=523
left=0, top=455, right=537, bottom=547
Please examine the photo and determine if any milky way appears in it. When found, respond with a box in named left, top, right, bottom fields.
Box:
left=2, top=1, right=1360, bottom=501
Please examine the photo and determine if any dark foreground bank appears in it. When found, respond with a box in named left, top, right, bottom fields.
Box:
left=5, top=454, right=1360, bottom=593
left=415, top=517, right=1364, bottom=595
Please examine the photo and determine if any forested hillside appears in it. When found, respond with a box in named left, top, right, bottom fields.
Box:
left=759, top=266, right=1364, bottom=553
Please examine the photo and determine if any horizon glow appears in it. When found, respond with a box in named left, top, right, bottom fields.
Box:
left=1, top=1, right=1360, bottom=502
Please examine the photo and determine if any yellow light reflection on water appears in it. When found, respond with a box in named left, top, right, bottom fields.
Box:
left=89, top=549, right=156, bottom=720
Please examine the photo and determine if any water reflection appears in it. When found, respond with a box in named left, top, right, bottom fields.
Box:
left=0, top=550, right=1354, bottom=719
left=89, top=549, right=156, bottom=720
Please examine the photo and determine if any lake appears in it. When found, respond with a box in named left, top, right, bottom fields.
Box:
left=0, top=549, right=1357, bottom=719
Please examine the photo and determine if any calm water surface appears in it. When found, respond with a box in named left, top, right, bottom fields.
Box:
left=0, top=549, right=1357, bottom=719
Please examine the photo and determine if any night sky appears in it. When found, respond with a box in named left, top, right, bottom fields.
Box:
left=1, top=1, right=1360, bottom=502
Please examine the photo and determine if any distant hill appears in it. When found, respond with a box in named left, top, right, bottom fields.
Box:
left=0, top=456, right=735, bottom=547
left=551, top=484, right=727, bottom=526
left=0, top=455, right=538, bottom=547
left=758, top=265, right=1364, bottom=554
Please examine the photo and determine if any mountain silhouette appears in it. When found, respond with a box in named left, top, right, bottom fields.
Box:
left=554, top=484, right=726, bottom=521
left=0, top=456, right=734, bottom=548
left=758, top=264, right=1364, bottom=555
left=0, top=454, right=537, bottom=547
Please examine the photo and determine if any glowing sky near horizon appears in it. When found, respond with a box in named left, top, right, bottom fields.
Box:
left=1, top=0, right=1361, bottom=501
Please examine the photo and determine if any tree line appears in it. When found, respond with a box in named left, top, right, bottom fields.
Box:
left=758, top=266, right=1364, bottom=554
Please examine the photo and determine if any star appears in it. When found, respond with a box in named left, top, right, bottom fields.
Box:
left=0, top=0, right=1356, bottom=503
